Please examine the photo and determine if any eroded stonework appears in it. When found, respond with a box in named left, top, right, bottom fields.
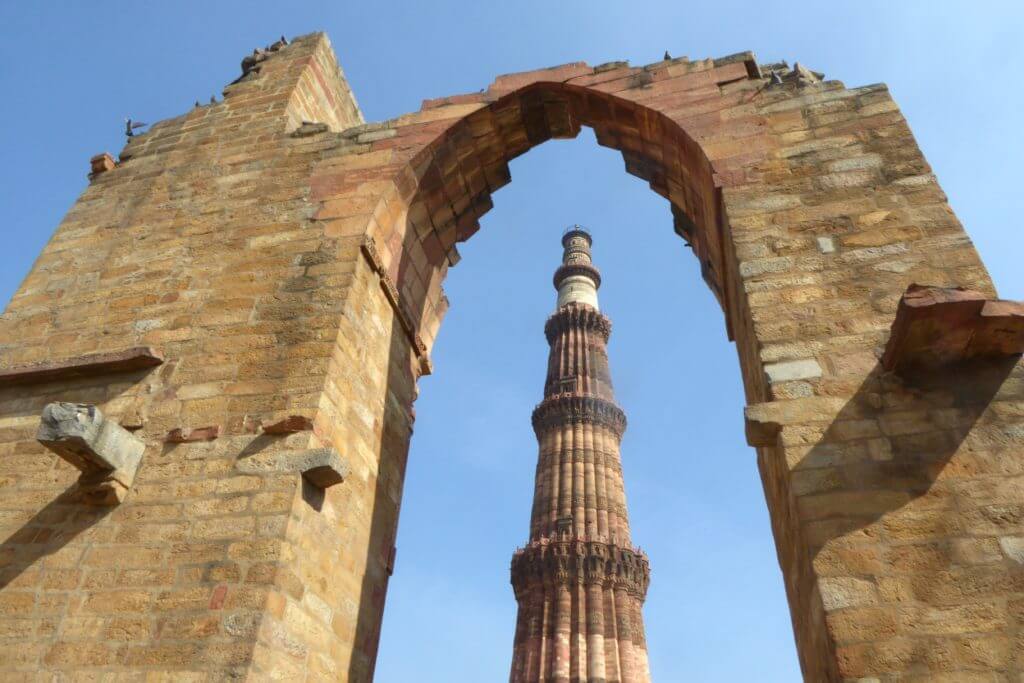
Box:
left=0, top=30, right=1022, bottom=683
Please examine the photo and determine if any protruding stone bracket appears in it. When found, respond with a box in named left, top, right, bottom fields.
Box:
left=165, top=426, right=221, bottom=443
left=745, top=404, right=781, bottom=448
left=744, top=397, right=848, bottom=448
left=261, top=415, right=314, bottom=435
left=881, top=284, right=1024, bottom=375
left=291, top=121, right=329, bottom=138
left=236, top=447, right=349, bottom=490
left=89, top=152, right=116, bottom=179
left=0, top=346, right=163, bottom=387
left=36, top=402, right=145, bottom=505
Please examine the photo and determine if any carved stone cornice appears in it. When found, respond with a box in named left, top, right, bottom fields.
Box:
left=553, top=262, right=602, bottom=290
left=531, top=395, right=626, bottom=437
left=510, top=538, right=650, bottom=599
left=544, top=304, right=612, bottom=344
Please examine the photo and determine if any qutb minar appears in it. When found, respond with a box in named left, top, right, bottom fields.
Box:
left=509, top=228, right=651, bottom=683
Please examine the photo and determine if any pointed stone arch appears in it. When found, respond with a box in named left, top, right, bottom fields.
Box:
left=302, top=43, right=1023, bottom=682
left=1, top=31, right=1022, bottom=683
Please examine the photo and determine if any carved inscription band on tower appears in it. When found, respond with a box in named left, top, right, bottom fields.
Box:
left=510, top=229, right=651, bottom=683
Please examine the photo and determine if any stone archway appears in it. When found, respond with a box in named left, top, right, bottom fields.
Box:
left=1, top=32, right=1023, bottom=682
left=310, top=42, right=1023, bottom=681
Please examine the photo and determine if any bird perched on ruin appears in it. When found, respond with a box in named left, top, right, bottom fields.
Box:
left=210, top=95, right=217, bottom=104
left=663, top=50, right=671, bottom=60
left=124, top=118, right=147, bottom=137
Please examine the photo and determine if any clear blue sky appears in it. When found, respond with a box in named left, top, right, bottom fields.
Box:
left=2, top=2, right=1022, bottom=681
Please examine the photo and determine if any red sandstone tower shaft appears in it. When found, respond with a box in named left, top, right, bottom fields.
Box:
left=509, top=228, right=651, bottom=683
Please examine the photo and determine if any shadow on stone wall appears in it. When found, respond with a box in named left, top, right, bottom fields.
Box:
left=348, top=312, right=414, bottom=682
left=0, top=484, right=112, bottom=590
left=776, top=355, right=1021, bottom=676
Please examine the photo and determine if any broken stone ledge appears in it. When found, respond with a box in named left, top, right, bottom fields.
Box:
left=236, top=447, right=349, bottom=490
left=744, top=396, right=848, bottom=447
left=36, top=402, right=145, bottom=505
left=0, top=346, right=163, bottom=386
left=882, top=284, right=1024, bottom=375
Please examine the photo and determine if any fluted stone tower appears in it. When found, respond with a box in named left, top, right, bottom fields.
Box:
left=509, top=228, right=651, bottom=683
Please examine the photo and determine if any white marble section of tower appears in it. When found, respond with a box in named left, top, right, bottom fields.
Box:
left=555, top=227, right=600, bottom=310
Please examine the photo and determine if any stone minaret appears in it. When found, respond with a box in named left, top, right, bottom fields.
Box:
left=509, top=228, right=651, bottom=683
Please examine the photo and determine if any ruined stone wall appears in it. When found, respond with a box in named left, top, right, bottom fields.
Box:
left=0, top=33, right=389, bottom=679
left=1, top=31, right=1023, bottom=682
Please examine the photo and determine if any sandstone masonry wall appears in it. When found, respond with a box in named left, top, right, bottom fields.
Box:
left=0, top=31, right=1021, bottom=682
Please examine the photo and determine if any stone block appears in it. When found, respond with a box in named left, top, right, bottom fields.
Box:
left=816, top=236, right=836, bottom=254
left=764, top=358, right=823, bottom=384
left=36, top=403, right=145, bottom=505
left=881, top=284, right=1024, bottom=374
left=262, top=415, right=314, bottom=435
left=291, top=121, right=329, bottom=138
left=89, top=152, right=116, bottom=178
left=165, top=426, right=221, bottom=443
left=236, top=447, right=348, bottom=490
left=744, top=396, right=847, bottom=447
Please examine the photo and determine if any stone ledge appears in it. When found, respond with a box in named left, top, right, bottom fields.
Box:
left=262, top=415, right=314, bottom=435
left=236, top=447, right=349, bottom=490
left=881, top=284, right=1024, bottom=374
left=0, top=347, right=163, bottom=386
left=744, top=397, right=847, bottom=447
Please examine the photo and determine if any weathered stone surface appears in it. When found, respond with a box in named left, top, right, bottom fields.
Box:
left=764, top=358, right=823, bottom=383
left=882, top=284, right=1024, bottom=373
left=165, top=425, right=220, bottom=443
left=36, top=402, right=145, bottom=506
left=37, top=402, right=144, bottom=474
left=745, top=396, right=847, bottom=447
left=291, top=120, right=329, bottom=137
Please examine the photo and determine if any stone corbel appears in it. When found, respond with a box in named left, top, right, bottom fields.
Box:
left=36, top=402, right=146, bottom=505
left=744, top=396, right=848, bottom=448
left=236, top=447, right=349, bottom=489
left=882, top=284, right=1024, bottom=375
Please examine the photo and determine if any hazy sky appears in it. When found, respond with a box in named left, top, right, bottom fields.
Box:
left=2, top=2, right=1023, bottom=681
